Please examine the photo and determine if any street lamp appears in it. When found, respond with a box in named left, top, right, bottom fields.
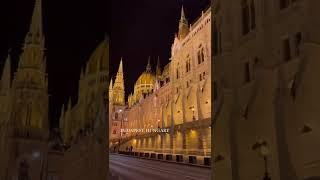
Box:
left=252, top=140, right=271, bottom=180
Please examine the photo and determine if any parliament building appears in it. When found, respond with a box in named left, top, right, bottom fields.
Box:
left=109, top=6, right=212, bottom=165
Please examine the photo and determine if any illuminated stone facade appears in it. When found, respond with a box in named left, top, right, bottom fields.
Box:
left=109, top=6, right=212, bottom=159
left=213, top=0, right=320, bottom=179
left=0, top=0, right=108, bottom=179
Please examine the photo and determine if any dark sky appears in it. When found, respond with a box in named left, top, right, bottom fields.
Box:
left=0, top=0, right=209, bottom=128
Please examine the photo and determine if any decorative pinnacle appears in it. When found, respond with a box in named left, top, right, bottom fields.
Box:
left=146, top=56, right=152, bottom=72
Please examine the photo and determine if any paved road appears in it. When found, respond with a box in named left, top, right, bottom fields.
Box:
left=109, top=154, right=211, bottom=180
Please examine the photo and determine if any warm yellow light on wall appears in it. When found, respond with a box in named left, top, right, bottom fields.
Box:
left=190, top=129, right=197, bottom=138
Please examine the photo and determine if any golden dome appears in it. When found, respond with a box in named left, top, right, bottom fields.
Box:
left=86, top=38, right=109, bottom=74
left=135, top=72, right=155, bottom=86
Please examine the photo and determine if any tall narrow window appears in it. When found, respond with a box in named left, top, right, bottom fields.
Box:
left=244, top=62, right=251, bottom=83
left=186, top=61, right=189, bottom=72
left=197, top=51, right=201, bottom=64
left=250, top=0, right=256, bottom=30
left=115, top=112, right=118, bottom=120
left=295, top=32, right=302, bottom=56
left=176, top=69, right=179, bottom=79
left=213, top=21, right=219, bottom=55
left=186, top=57, right=191, bottom=72
left=283, top=38, right=291, bottom=61
left=201, top=48, right=205, bottom=62
left=242, top=1, right=250, bottom=35
left=199, top=74, right=202, bottom=81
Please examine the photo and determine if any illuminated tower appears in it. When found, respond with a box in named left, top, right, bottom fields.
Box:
left=112, top=59, right=125, bottom=105
left=12, top=0, right=49, bottom=131
left=178, top=5, right=189, bottom=40
left=7, top=1, right=49, bottom=180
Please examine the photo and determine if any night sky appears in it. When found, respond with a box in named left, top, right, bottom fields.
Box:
left=0, top=0, right=209, bottom=128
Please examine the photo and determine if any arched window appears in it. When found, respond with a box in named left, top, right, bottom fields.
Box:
left=197, top=45, right=205, bottom=64
left=186, top=56, right=191, bottom=73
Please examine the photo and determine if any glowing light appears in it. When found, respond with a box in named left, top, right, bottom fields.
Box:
left=32, top=151, right=40, bottom=159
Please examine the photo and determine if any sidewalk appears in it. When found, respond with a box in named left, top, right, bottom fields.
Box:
left=110, top=152, right=211, bottom=169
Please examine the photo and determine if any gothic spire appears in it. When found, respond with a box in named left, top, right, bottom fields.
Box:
left=146, top=56, right=152, bottom=73
left=109, top=78, right=113, bottom=90
left=178, top=5, right=189, bottom=39
left=25, top=0, right=44, bottom=46
left=180, top=5, right=187, bottom=22
left=117, top=58, right=123, bottom=75
left=113, top=59, right=125, bottom=105
left=156, top=56, right=161, bottom=77
left=0, top=53, right=11, bottom=91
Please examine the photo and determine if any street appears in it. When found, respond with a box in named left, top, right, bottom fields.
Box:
left=109, top=154, right=211, bottom=180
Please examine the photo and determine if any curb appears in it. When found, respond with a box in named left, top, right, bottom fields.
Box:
left=111, top=153, right=211, bottom=169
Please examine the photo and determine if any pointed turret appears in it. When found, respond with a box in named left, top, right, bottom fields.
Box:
left=113, top=59, right=125, bottom=105
left=114, top=58, right=124, bottom=90
left=109, top=78, right=113, bottom=103
left=146, top=56, right=152, bottom=73
left=109, top=78, right=113, bottom=90
left=11, top=0, right=48, bottom=131
left=25, top=0, right=44, bottom=46
left=17, top=0, right=46, bottom=74
left=67, top=98, right=72, bottom=110
left=0, top=53, right=11, bottom=92
left=180, top=5, right=187, bottom=21
left=178, top=5, right=189, bottom=40
left=156, top=56, right=161, bottom=77
left=118, top=58, right=123, bottom=75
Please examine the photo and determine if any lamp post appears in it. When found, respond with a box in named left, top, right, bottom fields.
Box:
left=252, top=140, right=271, bottom=180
